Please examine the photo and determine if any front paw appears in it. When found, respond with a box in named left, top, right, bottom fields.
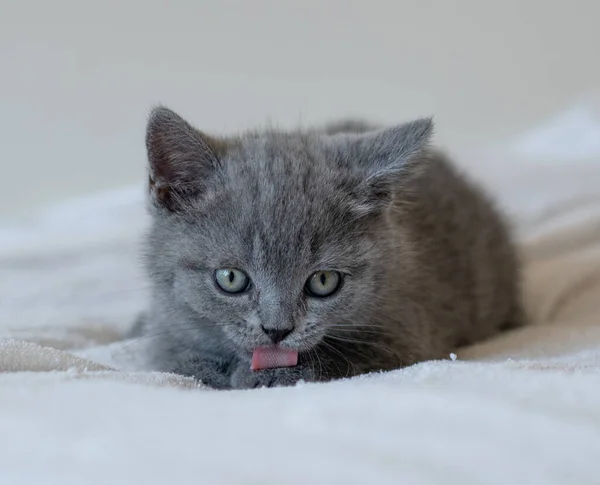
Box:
left=231, top=364, right=314, bottom=389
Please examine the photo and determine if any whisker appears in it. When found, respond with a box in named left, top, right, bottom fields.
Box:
left=312, top=347, right=324, bottom=380
left=327, top=324, right=401, bottom=340
left=306, top=348, right=319, bottom=380
left=322, top=336, right=376, bottom=365
left=328, top=326, right=400, bottom=337
left=324, top=334, right=403, bottom=366
left=319, top=340, right=354, bottom=378
left=115, top=321, right=241, bottom=351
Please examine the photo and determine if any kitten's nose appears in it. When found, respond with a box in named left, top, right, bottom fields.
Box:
left=261, top=325, right=293, bottom=344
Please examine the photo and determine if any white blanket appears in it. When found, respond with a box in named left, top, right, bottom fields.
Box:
left=2, top=101, right=600, bottom=485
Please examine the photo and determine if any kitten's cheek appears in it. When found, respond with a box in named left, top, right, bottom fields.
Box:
left=172, top=272, right=203, bottom=309
left=172, top=273, right=189, bottom=300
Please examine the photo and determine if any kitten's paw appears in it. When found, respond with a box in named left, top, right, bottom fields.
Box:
left=172, top=356, right=236, bottom=390
left=231, top=364, right=314, bottom=389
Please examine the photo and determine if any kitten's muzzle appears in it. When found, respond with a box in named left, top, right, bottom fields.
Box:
left=260, top=325, right=294, bottom=344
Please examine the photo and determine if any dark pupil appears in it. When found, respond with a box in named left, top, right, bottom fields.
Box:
left=319, top=273, right=327, bottom=286
left=228, top=271, right=235, bottom=283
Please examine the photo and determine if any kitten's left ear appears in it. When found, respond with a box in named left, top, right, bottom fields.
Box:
left=343, top=117, right=434, bottom=210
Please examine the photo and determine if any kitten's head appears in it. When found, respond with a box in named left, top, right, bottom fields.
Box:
left=144, top=107, right=432, bottom=356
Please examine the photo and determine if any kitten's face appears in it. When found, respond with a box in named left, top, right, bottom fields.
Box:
left=149, top=136, right=390, bottom=355
left=144, top=108, right=431, bottom=357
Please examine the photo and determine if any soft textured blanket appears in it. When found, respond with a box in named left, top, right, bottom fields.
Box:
left=1, top=101, right=600, bottom=485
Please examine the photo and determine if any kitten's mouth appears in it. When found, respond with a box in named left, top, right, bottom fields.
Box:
left=251, top=346, right=299, bottom=371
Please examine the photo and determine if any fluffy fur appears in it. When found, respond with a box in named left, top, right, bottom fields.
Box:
left=133, top=107, right=524, bottom=389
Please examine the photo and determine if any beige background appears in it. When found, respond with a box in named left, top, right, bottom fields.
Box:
left=1, top=0, right=599, bottom=216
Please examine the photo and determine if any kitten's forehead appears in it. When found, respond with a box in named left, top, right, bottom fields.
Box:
left=217, top=133, right=359, bottom=270
left=225, top=133, right=343, bottom=215
left=227, top=132, right=338, bottom=187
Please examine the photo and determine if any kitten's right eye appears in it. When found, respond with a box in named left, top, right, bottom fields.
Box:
left=214, top=268, right=250, bottom=294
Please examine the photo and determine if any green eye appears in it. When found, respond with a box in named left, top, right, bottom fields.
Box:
left=215, top=268, right=250, bottom=294
left=305, top=271, right=342, bottom=297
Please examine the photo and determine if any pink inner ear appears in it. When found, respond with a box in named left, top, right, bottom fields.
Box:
left=251, top=347, right=299, bottom=371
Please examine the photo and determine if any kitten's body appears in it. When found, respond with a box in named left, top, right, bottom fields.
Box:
left=135, top=108, right=524, bottom=389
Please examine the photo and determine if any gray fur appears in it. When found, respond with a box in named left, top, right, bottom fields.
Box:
left=136, top=106, right=525, bottom=389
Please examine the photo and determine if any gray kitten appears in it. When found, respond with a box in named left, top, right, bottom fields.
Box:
left=134, top=107, right=524, bottom=389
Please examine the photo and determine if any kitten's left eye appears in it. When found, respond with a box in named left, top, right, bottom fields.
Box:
left=305, top=271, right=342, bottom=297
left=215, top=268, right=250, bottom=294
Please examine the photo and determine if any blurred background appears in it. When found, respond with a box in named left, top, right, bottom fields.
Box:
left=1, top=0, right=599, bottom=216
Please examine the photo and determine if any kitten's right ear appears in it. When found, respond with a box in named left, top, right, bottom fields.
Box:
left=146, top=106, right=220, bottom=211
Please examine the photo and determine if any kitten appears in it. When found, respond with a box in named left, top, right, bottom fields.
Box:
left=134, top=106, right=524, bottom=389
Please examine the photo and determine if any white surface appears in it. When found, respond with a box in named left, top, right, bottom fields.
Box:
left=2, top=0, right=600, bottom=214
left=2, top=102, right=600, bottom=484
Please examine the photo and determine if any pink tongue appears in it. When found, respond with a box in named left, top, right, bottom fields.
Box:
left=251, top=347, right=299, bottom=371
